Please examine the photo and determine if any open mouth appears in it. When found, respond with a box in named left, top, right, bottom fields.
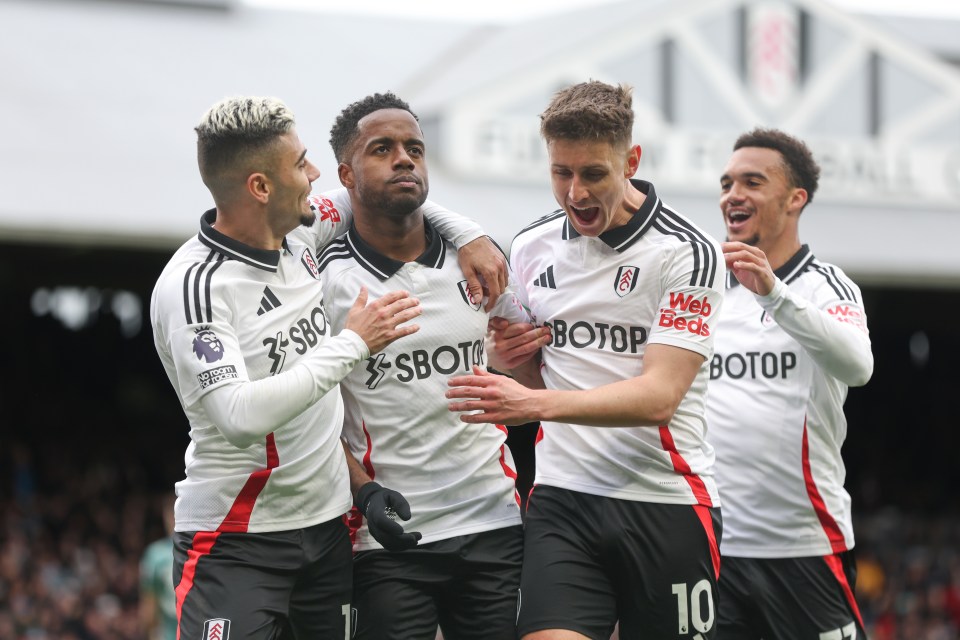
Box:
left=572, top=205, right=600, bottom=225
left=725, top=209, right=752, bottom=230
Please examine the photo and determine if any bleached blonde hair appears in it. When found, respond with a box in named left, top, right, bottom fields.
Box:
left=195, top=96, right=295, bottom=192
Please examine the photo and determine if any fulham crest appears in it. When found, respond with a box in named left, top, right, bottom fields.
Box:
left=614, top=266, right=640, bottom=298
left=457, top=280, right=482, bottom=311
left=300, top=248, right=321, bottom=280
left=202, top=618, right=230, bottom=640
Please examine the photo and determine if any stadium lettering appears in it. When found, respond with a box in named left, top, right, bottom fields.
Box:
left=709, top=352, right=797, bottom=380
left=545, top=319, right=647, bottom=353
left=395, top=340, right=484, bottom=382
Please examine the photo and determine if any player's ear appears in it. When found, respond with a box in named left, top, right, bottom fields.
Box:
left=625, top=144, right=641, bottom=178
left=338, top=163, right=355, bottom=189
left=787, top=187, right=808, bottom=217
left=247, top=172, right=270, bottom=204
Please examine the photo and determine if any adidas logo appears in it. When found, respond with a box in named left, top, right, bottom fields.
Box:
left=257, top=286, right=282, bottom=316
left=533, top=265, right=556, bottom=289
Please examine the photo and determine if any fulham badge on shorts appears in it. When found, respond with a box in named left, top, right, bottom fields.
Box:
left=202, top=618, right=230, bottom=640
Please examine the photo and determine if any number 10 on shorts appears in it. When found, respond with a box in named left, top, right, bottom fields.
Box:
left=672, top=580, right=715, bottom=637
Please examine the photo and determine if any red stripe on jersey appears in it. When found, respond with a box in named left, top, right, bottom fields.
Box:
left=494, top=425, right=521, bottom=506
left=174, top=531, right=221, bottom=640
left=802, top=419, right=847, bottom=553
left=496, top=445, right=518, bottom=482
left=346, top=422, right=377, bottom=546
left=692, top=504, right=721, bottom=579
left=498, top=450, right=521, bottom=507
left=658, top=426, right=713, bottom=507
left=361, top=421, right=376, bottom=478
left=265, top=431, right=279, bottom=468
left=823, top=553, right=866, bottom=629
left=345, top=506, right=363, bottom=548
left=217, top=433, right=280, bottom=533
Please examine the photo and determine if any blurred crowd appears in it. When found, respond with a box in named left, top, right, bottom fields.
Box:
left=855, top=510, right=960, bottom=639
left=0, top=445, right=166, bottom=640
left=1, top=440, right=958, bottom=639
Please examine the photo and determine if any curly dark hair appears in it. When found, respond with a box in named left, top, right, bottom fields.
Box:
left=539, top=80, right=634, bottom=148
left=329, top=92, right=418, bottom=163
left=734, top=128, right=821, bottom=205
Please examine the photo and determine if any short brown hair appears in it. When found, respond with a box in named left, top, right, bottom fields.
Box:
left=540, top=80, right=634, bottom=148
left=734, top=128, right=820, bottom=205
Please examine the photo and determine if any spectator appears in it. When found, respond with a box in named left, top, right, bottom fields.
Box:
left=139, top=493, right=176, bottom=640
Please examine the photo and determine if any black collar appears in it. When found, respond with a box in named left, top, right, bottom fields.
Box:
left=345, top=218, right=446, bottom=281
left=727, top=244, right=814, bottom=288
left=563, top=179, right=662, bottom=252
left=197, top=209, right=287, bottom=272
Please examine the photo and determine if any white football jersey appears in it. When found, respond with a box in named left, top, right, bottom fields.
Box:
left=706, top=245, right=872, bottom=558
left=317, top=221, right=528, bottom=550
left=510, top=180, right=724, bottom=506
left=152, top=189, right=489, bottom=534
left=151, top=198, right=355, bottom=533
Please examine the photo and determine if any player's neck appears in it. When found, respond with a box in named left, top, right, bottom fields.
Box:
left=212, top=207, right=285, bottom=251
left=763, top=238, right=803, bottom=272
left=354, top=212, right=426, bottom=263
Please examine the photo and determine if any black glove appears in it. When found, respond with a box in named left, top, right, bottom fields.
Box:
left=354, top=482, right=422, bottom=551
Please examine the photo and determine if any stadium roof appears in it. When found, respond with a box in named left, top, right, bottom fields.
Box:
left=2, top=0, right=959, bottom=285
